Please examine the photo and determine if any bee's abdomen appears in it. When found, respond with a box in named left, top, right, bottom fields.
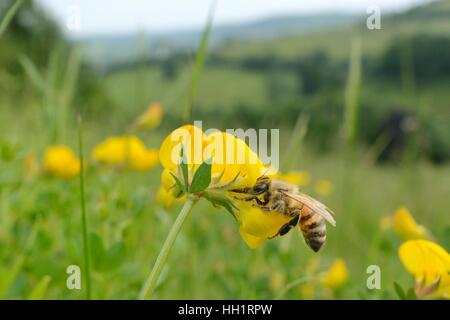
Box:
left=299, top=209, right=326, bottom=252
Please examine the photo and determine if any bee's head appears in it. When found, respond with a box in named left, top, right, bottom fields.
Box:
left=230, top=175, right=271, bottom=195
left=252, top=176, right=271, bottom=194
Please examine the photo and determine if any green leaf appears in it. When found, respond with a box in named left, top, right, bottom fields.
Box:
left=169, top=172, right=185, bottom=198
left=203, top=191, right=237, bottom=219
left=394, top=282, right=406, bottom=300
left=28, top=276, right=51, bottom=300
left=189, top=159, right=212, bottom=193
left=101, top=241, right=126, bottom=272
left=89, top=233, right=106, bottom=270
left=406, top=288, right=417, bottom=300
left=0, top=0, right=24, bottom=38
left=179, top=146, right=189, bottom=191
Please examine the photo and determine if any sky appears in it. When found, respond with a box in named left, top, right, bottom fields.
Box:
left=37, top=0, right=429, bottom=37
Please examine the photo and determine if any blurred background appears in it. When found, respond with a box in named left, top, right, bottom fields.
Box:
left=0, top=0, right=449, bottom=299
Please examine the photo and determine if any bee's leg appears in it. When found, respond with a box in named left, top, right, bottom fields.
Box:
left=269, top=213, right=300, bottom=239
left=234, top=195, right=267, bottom=206
left=258, top=200, right=285, bottom=212
left=230, top=187, right=251, bottom=194
left=237, top=195, right=257, bottom=202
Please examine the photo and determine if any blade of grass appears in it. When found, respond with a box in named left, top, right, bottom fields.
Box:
left=60, top=48, right=81, bottom=127
left=0, top=0, right=24, bottom=39
left=182, top=1, right=216, bottom=122
left=343, top=37, right=362, bottom=146
left=77, top=115, right=92, bottom=299
left=27, top=275, right=51, bottom=300
left=0, top=221, right=38, bottom=298
left=275, top=276, right=313, bottom=300
left=18, top=55, right=45, bottom=92
left=283, top=114, right=309, bottom=171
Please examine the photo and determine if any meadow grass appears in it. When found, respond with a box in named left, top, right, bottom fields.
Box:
left=0, top=1, right=448, bottom=300
left=1, top=112, right=449, bottom=299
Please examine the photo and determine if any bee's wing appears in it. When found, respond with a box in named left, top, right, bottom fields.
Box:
left=279, top=190, right=336, bottom=227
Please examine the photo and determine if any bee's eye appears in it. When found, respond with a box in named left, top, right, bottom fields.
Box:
left=253, top=184, right=268, bottom=194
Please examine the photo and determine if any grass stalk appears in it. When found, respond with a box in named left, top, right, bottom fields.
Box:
left=0, top=0, right=24, bottom=39
left=182, top=1, right=216, bottom=122
left=344, top=37, right=362, bottom=147
left=283, top=115, right=309, bottom=171
left=138, top=197, right=197, bottom=299
left=77, top=115, right=92, bottom=299
left=275, top=276, right=313, bottom=300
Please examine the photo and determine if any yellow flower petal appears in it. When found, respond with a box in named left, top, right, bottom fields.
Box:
left=204, top=131, right=264, bottom=187
left=43, top=145, right=80, bottom=179
left=236, top=202, right=290, bottom=241
left=239, top=227, right=265, bottom=249
left=129, top=148, right=159, bottom=171
left=399, top=240, right=450, bottom=288
left=92, top=136, right=158, bottom=172
left=393, top=207, right=429, bottom=241
left=134, top=102, right=163, bottom=130
left=159, top=124, right=205, bottom=170
left=320, top=258, right=348, bottom=290
left=161, top=168, right=175, bottom=190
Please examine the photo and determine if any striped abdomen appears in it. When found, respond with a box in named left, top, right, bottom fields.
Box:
left=299, top=207, right=326, bottom=252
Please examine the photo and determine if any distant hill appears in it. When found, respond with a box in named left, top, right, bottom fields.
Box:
left=78, top=13, right=361, bottom=68
left=217, top=0, right=450, bottom=62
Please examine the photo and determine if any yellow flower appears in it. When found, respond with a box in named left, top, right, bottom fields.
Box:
left=92, top=136, right=158, bottom=172
left=159, top=124, right=291, bottom=249
left=156, top=186, right=184, bottom=208
left=275, top=170, right=310, bottom=186
left=315, top=179, right=333, bottom=196
left=236, top=202, right=290, bottom=249
left=399, top=240, right=450, bottom=299
left=156, top=187, right=173, bottom=208
left=393, top=207, right=430, bottom=241
left=132, top=102, right=163, bottom=130
left=43, top=145, right=80, bottom=179
left=159, top=124, right=264, bottom=190
left=320, top=258, right=348, bottom=290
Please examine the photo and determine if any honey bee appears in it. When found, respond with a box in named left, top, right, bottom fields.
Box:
left=231, top=176, right=336, bottom=252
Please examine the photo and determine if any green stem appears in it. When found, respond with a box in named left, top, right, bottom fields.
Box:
left=0, top=0, right=24, bottom=39
left=78, top=115, right=91, bottom=300
left=276, top=276, right=313, bottom=300
left=138, top=197, right=197, bottom=299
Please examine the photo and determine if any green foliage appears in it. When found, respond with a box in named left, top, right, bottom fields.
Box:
left=179, top=146, right=189, bottom=191
left=189, top=160, right=212, bottom=193
left=0, top=0, right=24, bottom=38
left=0, top=0, right=449, bottom=300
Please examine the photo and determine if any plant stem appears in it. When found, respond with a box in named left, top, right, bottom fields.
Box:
left=0, top=0, right=24, bottom=39
left=78, top=115, right=91, bottom=300
left=182, top=1, right=216, bottom=122
left=138, top=197, right=197, bottom=299
left=276, top=276, right=313, bottom=300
